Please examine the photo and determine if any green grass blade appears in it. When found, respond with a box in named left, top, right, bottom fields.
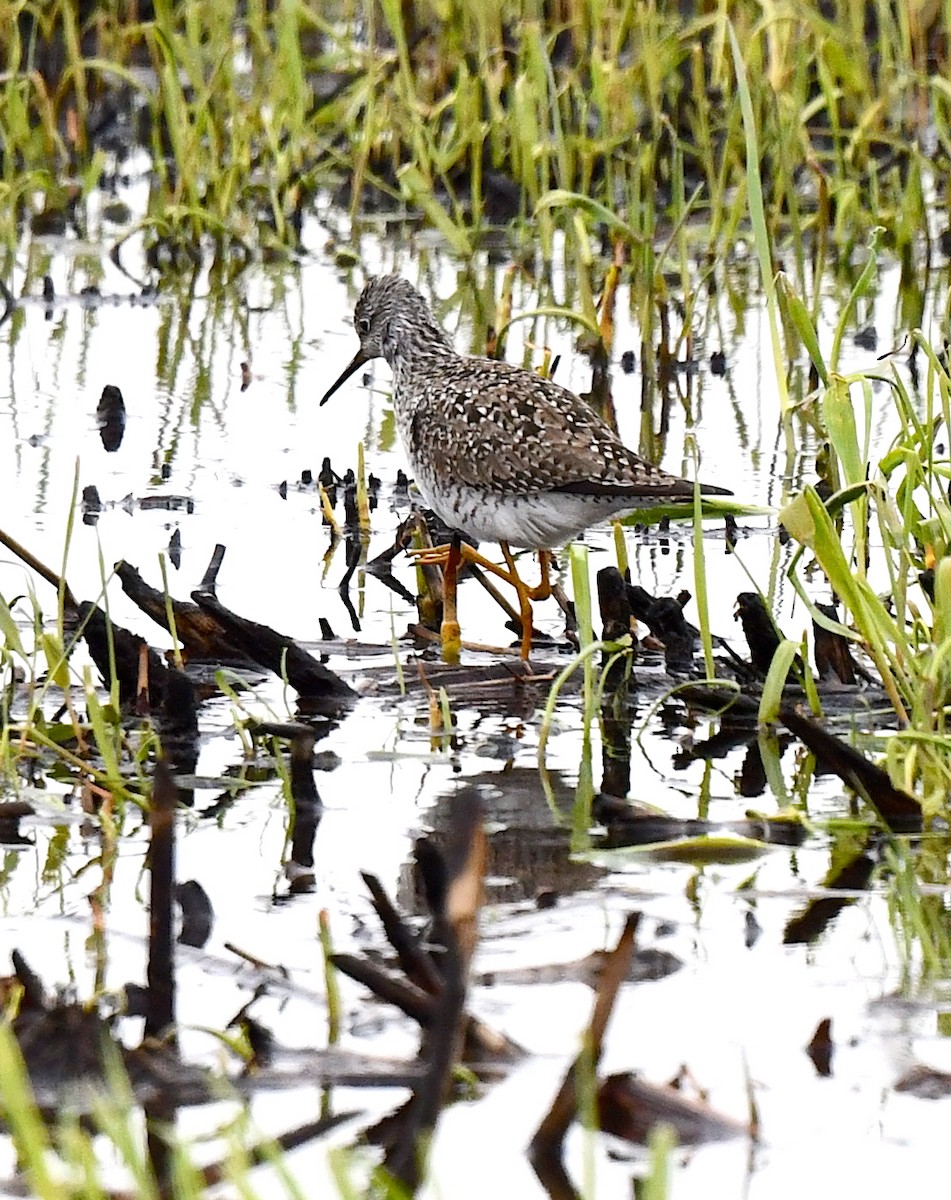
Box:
left=692, top=477, right=715, bottom=678
left=757, top=638, right=800, bottom=726
left=821, top=375, right=864, bottom=490
left=829, top=226, right=884, bottom=373
left=777, top=272, right=828, bottom=385
left=727, top=19, right=789, bottom=415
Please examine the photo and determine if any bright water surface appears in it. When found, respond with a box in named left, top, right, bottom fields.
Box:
left=0, top=189, right=949, bottom=1196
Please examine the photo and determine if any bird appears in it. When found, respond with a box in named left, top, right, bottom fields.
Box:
left=320, top=275, right=731, bottom=659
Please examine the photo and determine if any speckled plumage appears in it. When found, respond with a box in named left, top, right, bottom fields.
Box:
left=321, top=275, right=729, bottom=548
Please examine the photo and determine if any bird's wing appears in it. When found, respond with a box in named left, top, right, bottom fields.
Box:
left=409, top=357, right=721, bottom=497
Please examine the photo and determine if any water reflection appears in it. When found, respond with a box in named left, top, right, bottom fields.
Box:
left=3, top=212, right=951, bottom=1198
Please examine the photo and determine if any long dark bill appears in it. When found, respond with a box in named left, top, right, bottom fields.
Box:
left=319, top=349, right=369, bottom=406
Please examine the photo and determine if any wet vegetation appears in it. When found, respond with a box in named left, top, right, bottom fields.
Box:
left=3, top=0, right=948, bottom=256
left=4, top=0, right=951, bottom=1196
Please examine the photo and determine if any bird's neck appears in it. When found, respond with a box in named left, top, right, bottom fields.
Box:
left=383, top=309, right=457, bottom=385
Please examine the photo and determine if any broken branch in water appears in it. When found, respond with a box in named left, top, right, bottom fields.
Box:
left=116, top=558, right=250, bottom=663
left=190, top=589, right=356, bottom=710
left=382, top=790, right=486, bottom=1192
left=0, top=524, right=77, bottom=610
left=530, top=912, right=640, bottom=1170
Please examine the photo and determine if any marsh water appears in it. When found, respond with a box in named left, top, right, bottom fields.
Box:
left=1, top=197, right=950, bottom=1197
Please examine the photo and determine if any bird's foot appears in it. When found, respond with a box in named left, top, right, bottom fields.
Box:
left=409, top=540, right=514, bottom=584
left=408, top=540, right=549, bottom=661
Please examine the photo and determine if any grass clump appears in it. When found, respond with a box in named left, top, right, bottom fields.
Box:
left=0, top=1, right=949, bottom=261
left=776, top=298, right=951, bottom=817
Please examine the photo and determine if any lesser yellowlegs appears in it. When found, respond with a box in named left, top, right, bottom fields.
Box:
left=320, top=275, right=730, bottom=658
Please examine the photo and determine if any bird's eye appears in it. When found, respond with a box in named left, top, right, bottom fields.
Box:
left=356, top=317, right=371, bottom=335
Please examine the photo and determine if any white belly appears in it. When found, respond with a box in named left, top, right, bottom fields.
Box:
left=414, top=466, right=631, bottom=548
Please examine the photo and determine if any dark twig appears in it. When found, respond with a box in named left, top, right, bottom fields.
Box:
left=780, top=706, right=921, bottom=831
left=197, top=544, right=228, bottom=595
left=330, top=955, right=433, bottom=1025
left=144, top=760, right=179, bottom=1197
left=530, top=913, right=640, bottom=1169
left=190, top=590, right=356, bottom=706
left=146, top=761, right=177, bottom=1042
left=115, top=560, right=248, bottom=662
left=198, top=1112, right=358, bottom=1188
left=361, top=871, right=443, bottom=995
left=0, top=524, right=77, bottom=609
left=383, top=792, right=486, bottom=1192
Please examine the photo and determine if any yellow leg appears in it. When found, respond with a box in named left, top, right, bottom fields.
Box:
left=410, top=540, right=554, bottom=660
left=530, top=549, right=553, bottom=602
left=440, top=537, right=462, bottom=663
left=415, top=540, right=515, bottom=582
left=500, top=542, right=535, bottom=659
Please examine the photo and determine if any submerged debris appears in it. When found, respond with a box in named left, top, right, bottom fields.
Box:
left=4, top=951, right=211, bottom=1114
left=597, top=1071, right=749, bottom=1145
left=734, top=590, right=802, bottom=679
left=780, top=707, right=921, bottom=833
left=894, top=1063, right=951, bottom=1099
left=332, top=816, right=523, bottom=1076
left=192, top=589, right=356, bottom=710
left=0, top=802, right=33, bottom=846
left=95, top=384, right=126, bottom=452
left=806, top=1017, right=834, bottom=1077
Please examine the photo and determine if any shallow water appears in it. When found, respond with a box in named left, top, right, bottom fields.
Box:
left=1, top=195, right=950, bottom=1196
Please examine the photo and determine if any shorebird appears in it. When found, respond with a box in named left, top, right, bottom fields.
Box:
left=320, top=275, right=730, bottom=658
